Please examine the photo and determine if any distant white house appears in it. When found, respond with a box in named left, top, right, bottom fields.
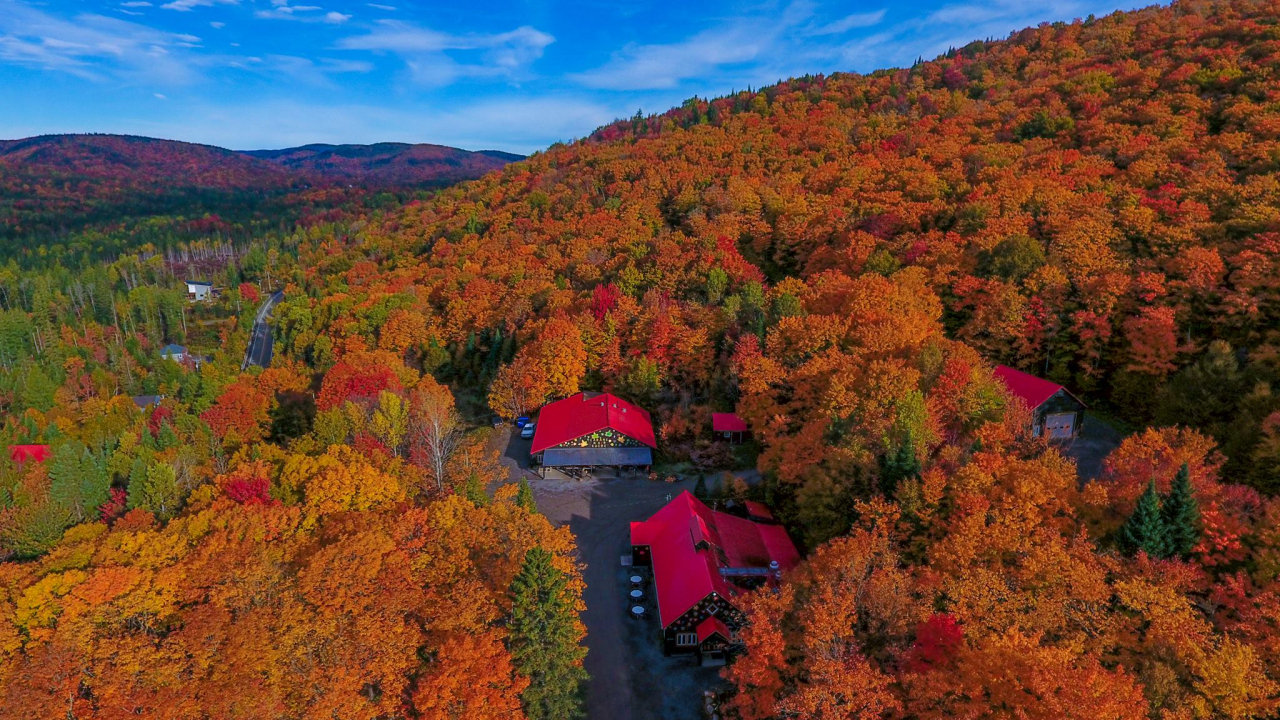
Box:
left=160, top=344, right=187, bottom=362
left=186, top=281, right=213, bottom=302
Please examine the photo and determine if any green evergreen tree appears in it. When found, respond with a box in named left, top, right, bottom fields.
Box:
left=879, top=436, right=921, bottom=497
left=464, top=473, right=489, bottom=507
left=47, top=443, right=110, bottom=523
left=710, top=474, right=726, bottom=501
left=156, top=422, right=180, bottom=451
left=509, top=547, right=587, bottom=720
left=1162, top=463, right=1201, bottom=559
left=693, top=474, right=709, bottom=501
left=128, top=462, right=182, bottom=520
left=516, top=477, right=539, bottom=514
left=1119, top=480, right=1171, bottom=558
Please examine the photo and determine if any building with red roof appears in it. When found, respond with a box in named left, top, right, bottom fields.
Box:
left=8, top=444, right=51, bottom=465
left=994, top=365, right=1086, bottom=439
left=630, top=492, right=801, bottom=662
left=712, top=412, right=749, bottom=444
left=531, top=392, right=656, bottom=478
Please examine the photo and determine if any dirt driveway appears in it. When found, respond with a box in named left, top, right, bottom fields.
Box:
left=489, top=427, right=722, bottom=719
left=1062, top=411, right=1126, bottom=483
left=533, top=475, right=724, bottom=720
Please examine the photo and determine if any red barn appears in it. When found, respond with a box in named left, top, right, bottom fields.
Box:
left=630, top=492, right=800, bottom=664
left=530, top=392, right=656, bottom=479
left=994, top=365, right=1086, bottom=439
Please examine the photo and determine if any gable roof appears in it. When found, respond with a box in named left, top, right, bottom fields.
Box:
left=185, top=280, right=213, bottom=287
left=696, top=616, right=731, bottom=643
left=530, top=391, right=656, bottom=454
left=630, top=492, right=801, bottom=628
left=712, top=412, right=748, bottom=433
left=161, top=344, right=186, bottom=355
left=994, top=365, right=1085, bottom=410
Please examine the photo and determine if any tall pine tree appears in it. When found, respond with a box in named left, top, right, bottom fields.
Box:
left=1119, top=479, right=1171, bottom=558
left=509, top=547, right=587, bottom=720
left=516, top=477, right=539, bottom=514
left=1162, top=463, right=1201, bottom=559
left=464, top=473, right=489, bottom=507
left=879, top=435, right=921, bottom=497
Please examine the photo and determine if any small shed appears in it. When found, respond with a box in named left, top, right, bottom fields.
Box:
left=132, top=395, right=164, bottom=410
left=994, top=365, right=1086, bottom=439
left=186, top=281, right=213, bottom=302
left=161, top=344, right=188, bottom=362
left=712, top=412, right=748, bottom=444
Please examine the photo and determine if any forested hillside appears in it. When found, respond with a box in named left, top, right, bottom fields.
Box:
left=3, top=0, right=1280, bottom=718
left=246, top=142, right=520, bottom=186
left=0, top=134, right=519, bottom=265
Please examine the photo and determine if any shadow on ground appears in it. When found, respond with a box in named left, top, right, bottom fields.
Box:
left=1062, top=411, right=1125, bottom=483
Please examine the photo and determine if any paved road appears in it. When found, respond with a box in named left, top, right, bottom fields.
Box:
left=489, top=429, right=722, bottom=720
left=243, top=290, right=283, bottom=370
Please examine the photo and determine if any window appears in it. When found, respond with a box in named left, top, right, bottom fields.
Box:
left=676, top=633, right=698, bottom=646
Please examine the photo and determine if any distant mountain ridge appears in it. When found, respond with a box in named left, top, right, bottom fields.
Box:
left=0, top=133, right=523, bottom=239
left=243, top=141, right=521, bottom=186
left=0, top=134, right=522, bottom=189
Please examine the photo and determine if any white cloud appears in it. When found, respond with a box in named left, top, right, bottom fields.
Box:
left=573, top=22, right=770, bottom=90
left=252, top=54, right=371, bottom=85
left=0, top=0, right=201, bottom=83
left=160, top=0, right=238, bottom=11
left=121, top=1, right=153, bottom=7
left=253, top=2, right=350, bottom=23
left=804, top=10, right=886, bottom=36
left=154, top=92, right=167, bottom=98
left=571, top=0, right=1141, bottom=93
left=367, top=3, right=395, bottom=9
left=337, top=21, right=552, bottom=84
left=210, top=20, right=224, bottom=28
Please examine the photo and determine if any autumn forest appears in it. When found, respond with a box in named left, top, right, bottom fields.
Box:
left=5, top=0, right=1280, bottom=718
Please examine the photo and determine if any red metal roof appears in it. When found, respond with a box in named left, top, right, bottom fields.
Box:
left=712, top=412, right=748, bottom=433
left=993, top=365, right=1068, bottom=410
left=696, top=616, right=731, bottom=643
left=743, top=500, right=774, bottom=521
left=530, top=392, right=656, bottom=454
left=630, top=492, right=801, bottom=629
left=9, top=444, right=50, bottom=464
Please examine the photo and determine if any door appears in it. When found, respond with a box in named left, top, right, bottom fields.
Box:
left=1045, top=412, right=1076, bottom=439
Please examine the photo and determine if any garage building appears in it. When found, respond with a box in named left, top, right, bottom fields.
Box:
left=994, top=364, right=1086, bottom=439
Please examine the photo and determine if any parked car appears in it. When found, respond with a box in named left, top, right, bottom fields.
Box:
left=515, top=416, right=531, bottom=428
left=491, top=416, right=504, bottom=427
left=521, top=422, right=536, bottom=439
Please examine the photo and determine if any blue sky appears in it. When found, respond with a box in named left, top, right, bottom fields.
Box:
left=0, top=0, right=1150, bottom=153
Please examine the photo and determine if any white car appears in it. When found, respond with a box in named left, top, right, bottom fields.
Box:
left=521, top=422, right=536, bottom=439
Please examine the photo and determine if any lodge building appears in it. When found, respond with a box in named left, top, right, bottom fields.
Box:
left=630, top=492, right=800, bottom=664
left=530, top=392, right=657, bottom=479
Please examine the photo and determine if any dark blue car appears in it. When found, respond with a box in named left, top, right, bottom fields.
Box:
left=515, top=416, right=531, bottom=428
